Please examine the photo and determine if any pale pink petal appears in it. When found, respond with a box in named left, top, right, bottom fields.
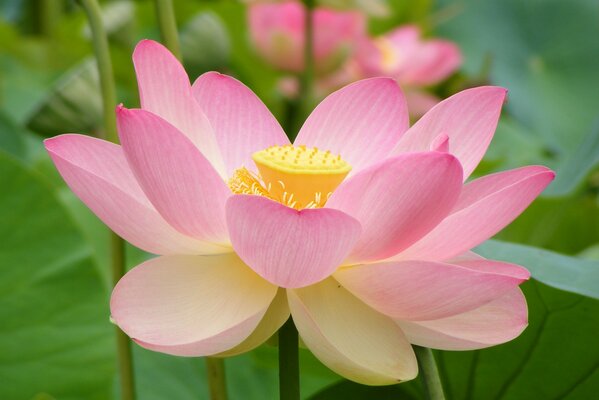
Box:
left=404, top=89, right=440, bottom=119
left=248, top=2, right=304, bottom=72
left=191, top=72, right=290, bottom=176
left=288, top=278, right=418, bottom=385
left=397, top=166, right=555, bottom=261
left=397, top=288, right=527, bottom=350
left=216, top=289, right=290, bottom=357
left=327, top=152, right=462, bottom=263
left=391, top=86, right=507, bottom=179
left=399, top=41, right=461, bottom=86
left=334, top=259, right=529, bottom=321
left=132, top=40, right=224, bottom=175
left=248, top=2, right=365, bottom=73
left=117, top=107, right=230, bottom=243
left=226, top=195, right=361, bottom=288
left=295, top=78, right=409, bottom=173
left=45, top=134, right=228, bottom=255
left=110, top=254, right=277, bottom=357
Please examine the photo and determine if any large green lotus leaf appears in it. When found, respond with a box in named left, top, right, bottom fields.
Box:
left=310, top=280, right=599, bottom=399
left=477, top=240, right=599, bottom=300
left=437, top=0, right=599, bottom=158
left=0, top=112, right=28, bottom=160
left=437, top=280, right=599, bottom=399
left=0, top=152, right=114, bottom=400
left=543, top=119, right=599, bottom=197
left=495, top=194, right=599, bottom=255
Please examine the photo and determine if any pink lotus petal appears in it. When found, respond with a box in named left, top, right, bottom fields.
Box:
left=248, top=2, right=365, bottom=73
left=117, top=107, right=230, bottom=243
left=397, top=166, right=555, bottom=261
left=132, top=40, right=225, bottom=175
left=217, top=288, right=289, bottom=357
left=191, top=72, right=290, bottom=176
left=334, top=259, right=529, bottom=321
left=226, top=195, right=361, bottom=288
left=44, top=134, right=227, bottom=255
left=399, top=40, right=462, bottom=86
left=391, top=86, right=507, bottom=180
left=110, top=254, right=277, bottom=357
left=288, top=278, right=418, bottom=385
left=397, top=288, right=528, bottom=350
left=327, top=152, right=463, bottom=263
left=295, top=78, right=409, bottom=174
left=404, top=89, right=440, bottom=119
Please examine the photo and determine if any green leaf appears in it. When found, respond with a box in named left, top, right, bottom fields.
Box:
left=181, top=12, right=231, bottom=80
left=24, top=58, right=102, bottom=137
left=477, top=240, right=599, bottom=300
left=0, top=112, right=27, bottom=160
left=0, top=153, right=114, bottom=399
left=437, top=280, right=599, bottom=399
left=543, top=119, right=599, bottom=197
left=438, top=0, right=599, bottom=160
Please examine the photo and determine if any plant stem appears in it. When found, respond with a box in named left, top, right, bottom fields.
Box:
left=154, top=0, right=182, bottom=61
left=414, top=346, right=445, bottom=400
left=278, top=318, right=300, bottom=400
left=78, top=1, right=135, bottom=399
left=38, top=0, right=62, bottom=37
left=299, top=0, right=315, bottom=114
left=79, top=0, right=118, bottom=143
left=206, top=358, right=228, bottom=400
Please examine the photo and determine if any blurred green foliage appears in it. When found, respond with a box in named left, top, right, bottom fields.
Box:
left=1, top=0, right=598, bottom=399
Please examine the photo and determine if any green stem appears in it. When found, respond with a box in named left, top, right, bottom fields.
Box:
left=153, top=0, right=182, bottom=61
left=38, top=0, right=62, bottom=37
left=414, top=346, right=445, bottom=400
left=299, top=0, right=315, bottom=113
left=278, top=318, right=300, bottom=400
left=206, top=358, right=228, bottom=400
left=78, top=1, right=135, bottom=400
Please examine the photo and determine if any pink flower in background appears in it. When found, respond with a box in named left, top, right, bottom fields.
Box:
left=45, top=41, right=554, bottom=384
left=248, top=1, right=365, bottom=74
left=324, top=25, right=462, bottom=116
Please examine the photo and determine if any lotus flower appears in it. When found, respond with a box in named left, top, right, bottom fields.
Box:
left=244, top=0, right=389, bottom=17
left=322, top=25, right=462, bottom=117
left=44, top=40, right=554, bottom=385
left=248, top=1, right=365, bottom=74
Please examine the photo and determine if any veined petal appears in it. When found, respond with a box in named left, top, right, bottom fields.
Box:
left=397, top=166, right=555, bottom=261
left=216, top=288, right=290, bottom=357
left=192, top=72, right=290, bottom=176
left=44, top=134, right=227, bottom=255
left=295, top=78, right=409, bottom=174
left=226, top=195, right=361, bottom=288
left=327, top=152, right=462, bottom=263
left=132, top=40, right=225, bottom=175
left=288, top=278, right=418, bottom=385
left=117, top=107, right=230, bottom=243
left=397, top=288, right=528, bottom=350
left=391, top=86, right=507, bottom=180
left=334, top=259, right=529, bottom=321
left=110, top=254, right=277, bottom=357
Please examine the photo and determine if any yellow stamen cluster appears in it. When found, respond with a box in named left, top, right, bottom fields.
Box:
left=228, top=145, right=351, bottom=210
left=374, top=37, right=400, bottom=73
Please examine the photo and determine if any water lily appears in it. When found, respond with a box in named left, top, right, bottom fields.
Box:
left=45, top=40, right=554, bottom=385
left=248, top=0, right=365, bottom=74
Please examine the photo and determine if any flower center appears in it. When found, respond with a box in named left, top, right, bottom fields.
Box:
left=228, top=145, right=351, bottom=209
left=374, top=37, right=401, bottom=73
